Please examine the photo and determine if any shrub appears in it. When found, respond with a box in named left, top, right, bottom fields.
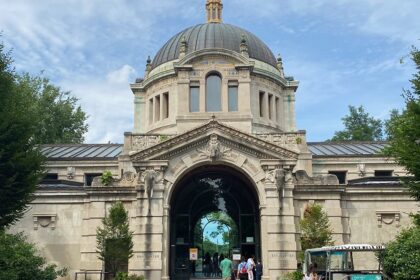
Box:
left=101, top=170, right=113, bottom=186
left=282, top=271, right=304, bottom=280
left=380, top=225, right=420, bottom=280
left=0, top=231, right=67, bottom=280
left=116, top=272, right=145, bottom=280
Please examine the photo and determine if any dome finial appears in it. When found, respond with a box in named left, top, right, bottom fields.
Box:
left=206, top=0, right=223, bottom=23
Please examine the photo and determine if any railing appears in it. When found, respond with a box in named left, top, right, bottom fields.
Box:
left=74, top=270, right=110, bottom=280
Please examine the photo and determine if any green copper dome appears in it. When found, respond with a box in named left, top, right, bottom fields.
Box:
left=151, top=23, right=277, bottom=69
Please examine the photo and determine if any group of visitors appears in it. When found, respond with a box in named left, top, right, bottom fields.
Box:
left=213, top=253, right=263, bottom=280
left=236, top=255, right=262, bottom=280
left=203, top=252, right=224, bottom=277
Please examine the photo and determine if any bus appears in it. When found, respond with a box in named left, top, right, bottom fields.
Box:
left=302, top=244, right=385, bottom=280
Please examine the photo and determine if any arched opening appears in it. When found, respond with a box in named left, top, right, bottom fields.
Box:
left=205, top=73, right=222, bottom=112
left=169, top=165, right=260, bottom=279
left=193, top=212, right=238, bottom=277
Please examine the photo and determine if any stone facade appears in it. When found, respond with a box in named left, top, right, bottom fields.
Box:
left=9, top=1, right=418, bottom=280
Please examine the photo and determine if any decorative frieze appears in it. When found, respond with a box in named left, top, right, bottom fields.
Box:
left=295, top=170, right=339, bottom=185
left=255, top=133, right=305, bottom=147
left=132, top=135, right=174, bottom=152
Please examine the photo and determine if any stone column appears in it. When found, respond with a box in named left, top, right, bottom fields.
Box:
left=199, top=78, right=206, bottom=112
left=238, top=71, right=251, bottom=113
left=177, top=70, right=190, bottom=115
left=289, top=93, right=296, bottom=131
left=129, top=164, right=168, bottom=279
left=279, top=168, right=299, bottom=273
left=259, top=166, right=298, bottom=279
left=263, top=92, right=269, bottom=119
left=161, top=204, right=171, bottom=280
left=221, top=78, right=228, bottom=112
left=260, top=166, right=299, bottom=279
left=283, top=95, right=291, bottom=131
left=270, top=94, right=276, bottom=121
left=134, top=94, right=145, bottom=133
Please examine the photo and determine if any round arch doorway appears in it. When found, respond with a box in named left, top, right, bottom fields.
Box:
left=169, top=165, right=260, bottom=279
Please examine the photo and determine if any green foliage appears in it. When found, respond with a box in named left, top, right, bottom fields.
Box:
left=0, top=231, right=67, bottom=280
left=331, top=105, right=383, bottom=141
left=159, top=135, right=169, bottom=142
left=0, top=42, right=45, bottom=229
left=382, top=48, right=420, bottom=272
left=282, top=271, right=304, bottom=280
left=101, top=170, right=114, bottom=186
left=384, top=47, right=420, bottom=203
left=96, top=202, right=134, bottom=275
left=115, top=272, right=145, bottom=280
left=380, top=225, right=420, bottom=280
left=15, top=73, right=88, bottom=144
left=300, top=203, right=334, bottom=252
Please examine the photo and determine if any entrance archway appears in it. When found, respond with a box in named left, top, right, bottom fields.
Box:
left=169, top=165, right=260, bottom=279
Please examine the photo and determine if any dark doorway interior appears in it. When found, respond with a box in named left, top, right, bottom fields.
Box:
left=170, top=165, right=260, bottom=280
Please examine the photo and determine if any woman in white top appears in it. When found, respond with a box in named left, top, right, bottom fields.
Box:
left=247, top=255, right=255, bottom=280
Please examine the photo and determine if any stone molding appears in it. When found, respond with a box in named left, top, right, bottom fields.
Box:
left=376, top=211, right=400, bottom=228
left=33, top=213, right=56, bottom=230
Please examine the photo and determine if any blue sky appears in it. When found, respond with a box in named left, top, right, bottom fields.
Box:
left=1, top=0, right=419, bottom=143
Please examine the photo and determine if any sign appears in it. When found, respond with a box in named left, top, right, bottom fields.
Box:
left=189, top=248, right=198, bottom=261
left=233, top=254, right=241, bottom=261
left=246, top=237, right=254, bottom=243
left=351, top=274, right=382, bottom=280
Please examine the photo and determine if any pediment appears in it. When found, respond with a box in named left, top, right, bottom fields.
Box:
left=130, top=120, right=299, bottom=163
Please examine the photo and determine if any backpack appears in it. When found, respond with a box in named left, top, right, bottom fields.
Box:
left=239, top=262, right=247, bottom=274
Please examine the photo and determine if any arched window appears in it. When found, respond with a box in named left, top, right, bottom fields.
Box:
left=206, top=73, right=222, bottom=112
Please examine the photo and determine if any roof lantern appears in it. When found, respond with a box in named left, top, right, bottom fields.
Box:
left=206, top=0, right=223, bottom=23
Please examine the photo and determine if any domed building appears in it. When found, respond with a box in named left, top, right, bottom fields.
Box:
left=10, top=1, right=418, bottom=280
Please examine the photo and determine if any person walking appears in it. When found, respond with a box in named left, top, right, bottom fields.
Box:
left=246, top=255, right=255, bottom=280
left=204, top=252, right=211, bottom=277
left=219, top=254, right=233, bottom=280
left=255, top=258, right=263, bottom=280
left=237, top=256, right=248, bottom=280
left=213, top=252, right=220, bottom=277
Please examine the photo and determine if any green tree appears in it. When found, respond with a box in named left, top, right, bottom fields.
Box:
left=0, top=42, right=44, bottom=229
left=380, top=47, right=420, bottom=280
left=96, top=202, right=134, bottom=276
left=16, top=73, right=88, bottom=144
left=331, top=105, right=383, bottom=141
left=300, top=203, right=334, bottom=252
left=384, top=47, right=420, bottom=202
left=383, top=109, right=401, bottom=140
left=0, top=231, right=67, bottom=280
left=380, top=226, right=420, bottom=280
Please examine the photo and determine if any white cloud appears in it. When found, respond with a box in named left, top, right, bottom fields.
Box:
left=229, top=0, right=420, bottom=44
left=59, top=65, right=136, bottom=143
left=107, top=65, right=137, bottom=84
left=2, top=0, right=418, bottom=143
